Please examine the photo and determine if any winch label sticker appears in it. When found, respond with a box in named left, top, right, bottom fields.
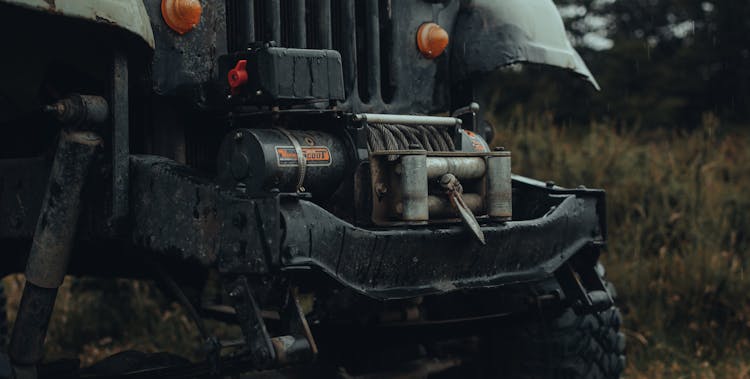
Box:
left=275, top=146, right=332, bottom=166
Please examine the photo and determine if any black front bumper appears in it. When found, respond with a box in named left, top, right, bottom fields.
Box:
left=0, top=155, right=606, bottom=300
left=129, top=156, right=606, bottom=299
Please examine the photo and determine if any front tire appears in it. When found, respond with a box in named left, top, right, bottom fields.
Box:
left=495, top=265, right=626, bottom=379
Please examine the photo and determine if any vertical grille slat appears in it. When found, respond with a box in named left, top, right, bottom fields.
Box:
left=354, top=1, right=367, bottom=102
left=226, top=0, right=393, bottom=109
left=291, top=0, right=306, bottom=48
left=317, top=0, right=333, bottom=49
left=245, top=0, right=256, bottom=45
left=379, top=0, right=394, bottom=103
left=338, top=0, right=358, bottom=100
left=226, top=0, right=253, bottom=51
left=266, top=0, right=282, bottom=43
left=365, top=0, right=381, bottom=102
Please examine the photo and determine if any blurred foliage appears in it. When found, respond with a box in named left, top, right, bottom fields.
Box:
left=2, top=275, right=237, bottom=366
left=494, top=0, right=750, bottom=128
left=490, top=108, right=750, bottom=377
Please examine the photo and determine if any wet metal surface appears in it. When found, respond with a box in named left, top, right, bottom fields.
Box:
left=24, top=131, right=102, bottom=289
left=0, top=0, right=155, bottom=48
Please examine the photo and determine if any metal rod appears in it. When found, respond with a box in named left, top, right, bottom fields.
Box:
left=9, top=130, right=102, bottom=366
left=245, top=0, right=256, bottom=43
left=428, top=194, right=483, bottom=217
left=317, top=0, right=332, bottom=49
left=426, top=157, right=486, bottom=179
left=487, top=154, right=512, bottom=220
left=9, top=284, right=57, bottom=366
left=266, top=0, right=281, bottom=43
left=341, top=0, right=357, bottom=97
left=292, top=0, right=306, bottom=48
left=451, top=102, right=480, bottom=118
left=354, top=113, right=462, bottom=126
left=365, top=0, right=381, bottom=101
left=399, top=154, right=429, bottom=222
left=111, top=51, right=129, bottom=230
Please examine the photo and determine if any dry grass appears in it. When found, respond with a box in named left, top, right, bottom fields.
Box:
left=491, top=107, right=750, bottom=377
left=2, top=275, right=202, bottom=365
left=3, top=109, right=750, bottom=375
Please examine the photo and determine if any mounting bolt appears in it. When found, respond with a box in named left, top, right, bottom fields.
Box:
left=375, top=182, right=388, bottom=197
left=234, top=131, right=244, bottom=141
left=494, top=146, right=506, bottom=151
left=409, top=143, right=422, bottom=150
left=229, top=286, right=243, bottom=298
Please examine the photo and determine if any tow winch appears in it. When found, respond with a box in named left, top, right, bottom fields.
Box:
left=216, top=111, right=511, bottom=243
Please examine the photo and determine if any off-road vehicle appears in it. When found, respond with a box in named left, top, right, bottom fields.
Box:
left=0, top=0, right=624, bottom=377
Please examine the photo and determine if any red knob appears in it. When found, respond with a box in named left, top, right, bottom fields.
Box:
left=228, top=60, right=248, bottom=94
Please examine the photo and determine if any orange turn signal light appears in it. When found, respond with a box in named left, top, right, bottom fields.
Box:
left=161, top=0, right=202, bottom=35
left=417, top=22, right=449, bottom=59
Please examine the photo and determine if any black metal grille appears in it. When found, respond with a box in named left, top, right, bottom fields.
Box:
left=225, top=0, right=393, bottom=111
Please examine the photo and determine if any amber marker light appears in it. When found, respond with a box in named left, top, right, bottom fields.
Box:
left=162, top=0, right=203, bottom=35
left=417, top=22, right=449, bottom=59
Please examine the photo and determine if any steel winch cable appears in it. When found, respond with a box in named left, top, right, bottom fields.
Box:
left=366, top=123, right=455, bottom=159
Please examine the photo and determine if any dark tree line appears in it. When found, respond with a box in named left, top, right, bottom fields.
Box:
left=492, top=0, right=750, bottom=128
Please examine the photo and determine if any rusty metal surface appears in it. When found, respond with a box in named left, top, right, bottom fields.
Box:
left=370, top=151, right=500, bottom=225
left=126, top=156, right=606, bottom=300
left=399, top=154, right=429, bottom=222
left=10, top=130, right=101, bottom=368
left=110, top=52, right=130, bottom=231
left=142, top=0, right=227, bottom=101
left=428, top=194, right=483, bottom=218
left=281, top=183, right=604, bottom=300
left=0, top=0, right=154, bottom=48
left=487, top=153, right=512, bottom=220
left=130, top=155, right=280, bottom=272
left=8, top=283, right=57, bottom=365
left=24, top=131, right=102, bottom=289
left=426, top=157, right=486, bottom=179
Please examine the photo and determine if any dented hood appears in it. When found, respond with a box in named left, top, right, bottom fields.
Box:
left=452, top=0, right=599, bottom=89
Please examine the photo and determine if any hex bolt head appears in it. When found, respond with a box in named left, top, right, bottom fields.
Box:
left=375, top=182, right=388, bottom=197
left=229, top=286, right=243, bottom=298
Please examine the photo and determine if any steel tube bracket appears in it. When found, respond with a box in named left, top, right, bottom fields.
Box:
left=9, top=130, right=102, bottom=369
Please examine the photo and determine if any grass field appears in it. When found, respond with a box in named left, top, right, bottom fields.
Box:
left=491, top=108, right=750, bottom=378
left=3, top=109, right=750, bottom=376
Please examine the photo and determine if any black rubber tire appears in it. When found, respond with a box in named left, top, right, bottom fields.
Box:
left=494, top=266, right=626, bottom=379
